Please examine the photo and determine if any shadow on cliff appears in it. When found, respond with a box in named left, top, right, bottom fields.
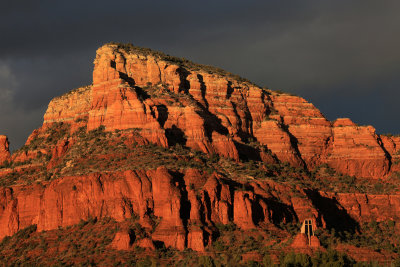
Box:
left=197, top=74, right=209, bottom=109
left=177, top=67, right=190, bottom=94
left=156, top=104, right=168, bottom=128
left=169, top=170, right=191, bottom=246
left=233, top=141, right=261, bottom=162
left=263, top=197, right=298, bottom=226
left=226, top=81, right=234, bottom=100
left=118, top=72, right=151, bottom=101
left=305, top=189, right=359, bottom=234
left=165, top=125, right=187, bottom=147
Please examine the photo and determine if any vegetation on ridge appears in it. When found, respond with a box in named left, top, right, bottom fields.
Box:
left=0, top=217, right=386, bottom=266
left=1, top=120, right=400, bottom=195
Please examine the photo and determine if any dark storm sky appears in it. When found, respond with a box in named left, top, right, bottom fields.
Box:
left=1, top=1, right=400, bottom=149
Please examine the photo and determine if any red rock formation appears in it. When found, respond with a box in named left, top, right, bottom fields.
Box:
left=0, top=187, right=18, bottom=237
left=0, top=136, right=10, bottom=166
left=187, top=188, right=206, bottom=252
left=310, top=236, right=321, bottom=248
left=324, top=119, right=390, bottom=178
left=322, top=192, right=400, bottom=223
left=137, top=238, right=156, bottom=251
left=2, top=43, right=400, bottom=262
left=233, top=191, right=256, bottom=229
left=110, top=231, right=132, bottom=250
left=269, top=94, right=332, bottom=169
left=38, top=43, right=400, bottom=178
left=89, top=70, right=168, bottom=147
left=0, top=169, right=210, bottom=250
left=381, top=135, right=400, bottom=173
left=254, top=119, right=304, bottom=167
left=1, top=161, right=400, bottom=255
left=291, top=233, right=322, bottom=251
left=151, top=167, right=186, bottom=250
left=291, top=233, right=309, bottom=248
left=203, top=175, right=232, bottom=225
left=43, top=86, right=92, bottom=130
left=47, top=138, right=73, bottom=169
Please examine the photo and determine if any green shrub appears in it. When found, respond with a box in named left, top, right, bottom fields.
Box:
left=198, top=256, right=215, bottom=267
left=15, top=224, right=37, bottom=239
left=282, top=252, right=311, bottom=267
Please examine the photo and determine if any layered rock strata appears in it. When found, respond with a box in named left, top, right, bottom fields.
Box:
left=1, top=167, right=399, bottom=252
left=0, top=43, right=399, bottom=257
left=39, top=44, right=397, bottom=178
left=0, top=136, right=10, bottom=165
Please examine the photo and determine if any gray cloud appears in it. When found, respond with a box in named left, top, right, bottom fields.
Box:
left=0, top=63, right=16, bottom=103
left=0, top=61, right=45, bottom=150
left=0, top=0, right=399, bottom=149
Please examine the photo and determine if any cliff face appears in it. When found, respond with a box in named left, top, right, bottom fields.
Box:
left=325, top=119, right=390, bottom=178
left=0, top=136, right=10, bottom=165
left=0, top=43, right=399, bottom=262
left=41, top=44, right=397, bottom=179
left=2, top=166, right=399, bottom=252
left=1, top=165, right=399, bottom=254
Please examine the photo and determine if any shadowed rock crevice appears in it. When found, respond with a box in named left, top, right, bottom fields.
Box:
left=305, top=189, right=359, bottom=234
left=128, top=229, right=136, bottom=246
left=169, top=170, right=191, bottom=248
left=251, top=196, right=265, bottom=225
left=377, top=135, right=392, bottom=171
left=235, top=182, right=298, bottom=226
left=195, top=108, right=229, bottom=141
left=197, top=74, right=209, bottom=109
left=202, top=190, right=213, bottom=223
left=226, top=81, right=234, bottom=99
left=233, top=141, right=261, bottom=162
left=165, top=125, right=187, bottom=147
left=155, top=104, right=168, bottom=128
left=171, top=171, right=191, bottom=230
left=118, top=72, right=151, bottom=101
left=243, top=101, right=254, bottom=137
left=230, top=101, right=249, bottom=142
left=177, top=67, right=190, bottom=94
left=263, top=197, right=297, bottom=226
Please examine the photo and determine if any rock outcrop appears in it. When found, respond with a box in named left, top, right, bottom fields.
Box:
left=0, top=43, right=399, bottom=262
left=39, top=43, right=398, bottom=178
left=0, top=136, right=10, bottom=165
left=324, top=119, right=390, bottom=178
left=1, top=166, right=399, bottom=253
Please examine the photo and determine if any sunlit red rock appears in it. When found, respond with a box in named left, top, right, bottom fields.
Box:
left=151, top=167, right=186, bottom=250
left=0, top=136, right=10, bottom=166
left=38, top=43, right=400, bottom=178
left=1, top=43, right=400, bottom=263
left=233, top=191, right=256, bottom=229
left=110, top=231, right=132, bottom=250
left=325, top=121, right=390, bottom=178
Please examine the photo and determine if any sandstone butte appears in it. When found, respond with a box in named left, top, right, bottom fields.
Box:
left=0, top=43, right=400, bottom=264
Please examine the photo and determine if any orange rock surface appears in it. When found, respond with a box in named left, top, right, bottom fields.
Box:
left=1, top=43, right=400, bottom=263
left=0, top=135, right=10, bottom=165
left=110, top=231, right=132, bottom=250
left=39, top=43, right=399, bottom=178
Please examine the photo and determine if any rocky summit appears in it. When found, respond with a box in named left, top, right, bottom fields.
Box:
left=0, top=43, right=399, bottom=266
